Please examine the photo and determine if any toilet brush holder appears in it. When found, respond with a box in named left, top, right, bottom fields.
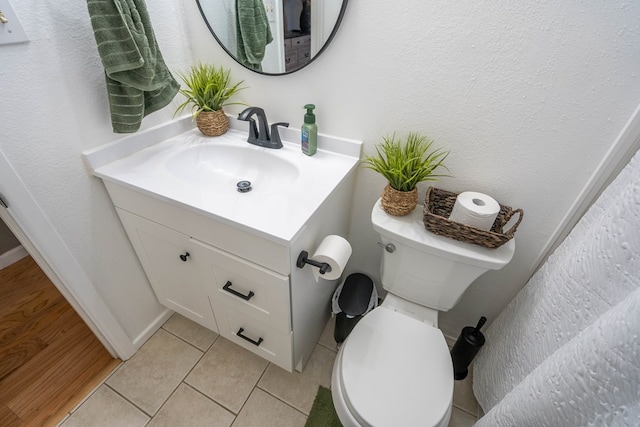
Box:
left=450, top=316, right=486, bottom=380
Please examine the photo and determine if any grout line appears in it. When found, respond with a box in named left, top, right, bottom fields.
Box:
left=104, top=383, right=154, bottom=418
left=231, top=361, right=271, bottom=419
left=316, top=340, right=338, bottom=353
left=160, top=322, right=220, bottom=353
left=182, top=381, right=237, bottom=419
left=452, top=402, right=480, bottom=419
left=256, top=384, right=310, bottom=418
left=59, top=361, right=123, bottom=423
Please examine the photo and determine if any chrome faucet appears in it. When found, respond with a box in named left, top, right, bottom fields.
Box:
left=237, top=107, right=289, bottom=149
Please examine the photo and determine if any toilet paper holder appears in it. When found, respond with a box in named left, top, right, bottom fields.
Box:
left=296, top=251, right=332, bottom=275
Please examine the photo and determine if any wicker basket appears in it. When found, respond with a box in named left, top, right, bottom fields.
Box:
left=196, top=109, right=229, bottom=136
left=381, top=184, right=418, bottom=216
left=423, top=187, right=523, bottom=249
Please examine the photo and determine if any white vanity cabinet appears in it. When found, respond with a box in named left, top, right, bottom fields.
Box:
left=111, top=188, right=296, bottom=371
left=83, top=119, right=362, bottom=372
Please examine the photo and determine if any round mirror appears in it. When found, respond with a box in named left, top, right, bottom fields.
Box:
left=196, top=0, right=348, bottom=75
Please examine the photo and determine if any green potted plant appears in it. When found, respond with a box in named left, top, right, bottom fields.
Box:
left=363, top=132, right=450, bottom=216
left=175, top=63, right=246, bottom=136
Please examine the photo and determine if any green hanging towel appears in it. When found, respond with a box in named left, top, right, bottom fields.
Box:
left=86, top=0, right=179, bottom=133
left=236, top=0, right=273, bottom=72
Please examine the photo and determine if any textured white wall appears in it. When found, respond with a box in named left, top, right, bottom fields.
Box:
left=0, top=1, right=196, bottom=342
left=1, top=0, right=639, bottom=344
left=186, top=0, right=640, bottom=336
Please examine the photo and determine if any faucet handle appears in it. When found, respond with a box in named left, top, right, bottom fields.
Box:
left=269, top=122, right=289, bottom=148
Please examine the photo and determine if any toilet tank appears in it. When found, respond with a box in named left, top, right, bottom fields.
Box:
left=371, top=200, right=515, bottom=311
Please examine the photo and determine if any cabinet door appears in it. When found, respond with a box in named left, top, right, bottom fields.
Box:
left=116, top=209, right=218, bottom=332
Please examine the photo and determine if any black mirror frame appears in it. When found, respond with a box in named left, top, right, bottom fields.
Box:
left=195, top=0, right=349, bottom=76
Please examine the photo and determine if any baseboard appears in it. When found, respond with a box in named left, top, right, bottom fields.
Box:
left=0, top=245, right=28, bottom=270
left=131, top=309, right=174, bottom=352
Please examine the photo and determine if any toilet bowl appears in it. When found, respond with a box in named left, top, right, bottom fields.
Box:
left=331, top=200, right=515, bottom=427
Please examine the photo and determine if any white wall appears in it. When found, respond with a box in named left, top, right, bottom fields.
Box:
left=0, top=1, right=196, bottom=344
left=185, top=0, right=640, bottom=337
left=1, top=0, right=639, bottom=347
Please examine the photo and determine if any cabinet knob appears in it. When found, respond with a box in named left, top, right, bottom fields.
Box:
left=179, top=252, right=190, bottom=262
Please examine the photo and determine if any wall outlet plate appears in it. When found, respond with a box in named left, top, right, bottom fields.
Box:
left=0, top=0, right=29, bottom=46
left=264, top=0, right=276, bottom=22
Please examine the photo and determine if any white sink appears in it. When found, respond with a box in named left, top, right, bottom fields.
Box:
left=84, top=118, right=362, bottom=243
left=164, top=139, right=301, bottom=193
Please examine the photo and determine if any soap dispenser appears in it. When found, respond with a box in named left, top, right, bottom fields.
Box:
left=301, top=104, right=317, bottom=156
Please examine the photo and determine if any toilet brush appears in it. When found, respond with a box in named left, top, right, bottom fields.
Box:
left=450, top=316, right=486, bottom=380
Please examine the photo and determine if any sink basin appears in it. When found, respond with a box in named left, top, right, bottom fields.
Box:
left=89, top=122, right=362, bottom=243
left=165, top=143, right=300, bottom=193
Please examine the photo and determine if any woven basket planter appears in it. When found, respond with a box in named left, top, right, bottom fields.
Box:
left=196, top=109, right=229, bottom=136
left=381, top=184, right=418, bottom=216
left=423, top=186, right=524, bottom=249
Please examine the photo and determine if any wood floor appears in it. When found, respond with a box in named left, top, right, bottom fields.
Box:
left=0, top=256, right=120, bottom=426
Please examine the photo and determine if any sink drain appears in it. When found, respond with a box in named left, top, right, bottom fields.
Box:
left=237, top=180, right=252, bottom=193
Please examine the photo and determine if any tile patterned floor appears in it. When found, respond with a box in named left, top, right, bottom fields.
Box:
left=58, top=314, right=479, bottom=427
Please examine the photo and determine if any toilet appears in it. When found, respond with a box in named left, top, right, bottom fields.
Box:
left=331, top=199, right=515, bottom=427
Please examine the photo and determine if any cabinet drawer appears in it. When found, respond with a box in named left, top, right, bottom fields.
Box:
left=103, top=182, right=290, bottom=274
left=292, top=35, right=310, bottom=47
left=285, top=50, right=298, bottom=71
left=213, top=303, right=293, bottom=372
left=297, top=47, right=311, bottom=65
left=193, top=239, right=291, bottom=332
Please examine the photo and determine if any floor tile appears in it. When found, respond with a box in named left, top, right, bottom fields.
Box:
left=258, top=344, right=335, bottom=415
left=448, top=406, right=477, bottom=427
left=162, top=313, right=219, bottom=351
left=106, top=329, right=203, bottom=416
left=59, top=385, right=149, bottom=427
left=186, top=338, right=269, bottom=414
left=232, top=388, right=306, bottom=427
left=147, top=383, right=234, bottom=427
left=317, top=315, right=338, bottom=352
left=453, top=365, right=479, bottom=416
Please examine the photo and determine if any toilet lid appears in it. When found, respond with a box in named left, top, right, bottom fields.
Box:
left=339, top=307, right=453, bottom=427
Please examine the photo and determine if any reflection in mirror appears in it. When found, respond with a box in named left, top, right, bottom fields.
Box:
left=197, top=0, right=348, bottom=75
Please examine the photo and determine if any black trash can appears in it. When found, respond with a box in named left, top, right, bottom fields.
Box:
left=332, top=273, right=378, bottom=344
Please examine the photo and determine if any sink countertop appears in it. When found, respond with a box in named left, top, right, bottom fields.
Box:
left=84, top=117, right=362, bottom=244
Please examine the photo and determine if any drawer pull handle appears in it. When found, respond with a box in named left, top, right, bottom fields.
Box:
left=236, top=328, right=263, bottom=346
left=179, top=252, right=190, bottom=262
left=223, top=281, right=255, bottom=301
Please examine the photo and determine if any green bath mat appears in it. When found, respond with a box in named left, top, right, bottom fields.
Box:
left=305, top=385, right=343, bottom=427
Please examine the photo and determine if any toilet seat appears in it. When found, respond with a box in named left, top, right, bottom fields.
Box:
left=337, top=307, right=453, bottom=427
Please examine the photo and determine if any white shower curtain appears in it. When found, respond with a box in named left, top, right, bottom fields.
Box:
left=473, top=149, right=640, bottom=426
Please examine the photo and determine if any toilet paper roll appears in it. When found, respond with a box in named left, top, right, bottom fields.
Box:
left=311, top=235, right=352, bottom=281
left=449, top=191, right=500, bottom=231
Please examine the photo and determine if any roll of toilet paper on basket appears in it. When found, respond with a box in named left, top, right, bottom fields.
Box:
left=449, top=191, right=501, bottom=231
left=311, top=235, right=352, bottom=281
